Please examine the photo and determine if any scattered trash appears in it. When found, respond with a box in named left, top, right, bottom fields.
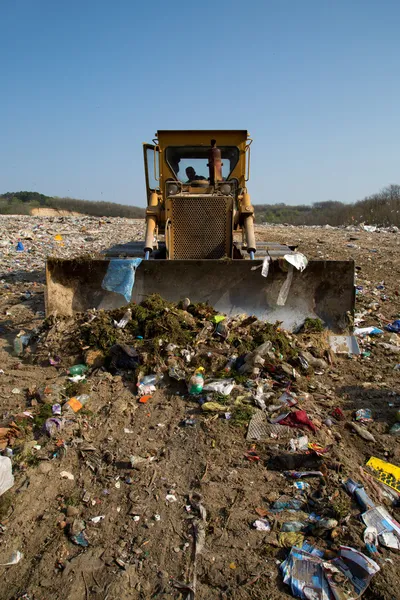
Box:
left=60, top=471, right=74, bottom=480
left=275, top=410, right=317, bottom=433
left=281, top=543, right=379, bottom=600
left=363, top=526, right=379, bottom=554
left=354, top=326, right=384, bottom=336
left=64, top=394, right=89, bottom=414
left=294, top=481, right=310, bottom=491
left=90, top=516, right=105, bottom=523
left=203, top=379, right=235, bottom=395
left=289, top=436, right=309, bottom=452
left=201, top=401, right=226, bottom=412
left=379, top=343, right=400, bottom=353
left=355, top=409, right=373, bottom=423
left=331, top=407, right=345, bottom=421
left=68, top=364, right=88, bottom=376
left=385, top=319, right=400, bottom=333
left=366, top=456, right=400, bottom=493
left=0, top=550, right=23, bottom=566
left=70, top=531, right=89, bottom=547
left=114, top=308, right=132, bottom=329
left=138, top=373, right=162, bottom=396
left=284, top=471, right=325, bottom=479
left=247, top=410, right=294, bottom=442
left=362, top=506, right=400, bottom=549
left=139, top=395, right=152, bottom=404
left=253, top=518, right=271, bottom=532
left=349, top=422, right=376, bottom=442
left=344, top=478, right=375, bottom=511
left=45, top=417, right=64, bottom=437
left=389, top=423, right=400, bottom=436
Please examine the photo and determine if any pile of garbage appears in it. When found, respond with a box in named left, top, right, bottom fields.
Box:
left=31, top=294, right=333, bottom=423
left=0, top=215, right=145, bottom=276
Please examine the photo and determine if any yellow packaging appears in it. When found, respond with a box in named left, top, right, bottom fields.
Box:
left=366, top=456, right=400, bottom=493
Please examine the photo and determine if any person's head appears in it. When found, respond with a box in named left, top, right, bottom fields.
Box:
left=210, top=139, right=217, bottom=147
left=186, top=166, right=196, bottom=181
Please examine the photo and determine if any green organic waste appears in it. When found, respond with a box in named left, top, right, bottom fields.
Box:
left=299, top=318, right=324, bottom=333
left=33, top=404, right=53, bottom=429
left=231, top=403, right=254, bottom=426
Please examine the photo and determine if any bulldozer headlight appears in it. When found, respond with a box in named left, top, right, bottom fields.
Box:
left=167, top=182, right=179, bottom=196
left=219, top=183, right=232, bottom=195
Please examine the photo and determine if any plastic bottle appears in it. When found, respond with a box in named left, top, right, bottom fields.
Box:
left=13, top=334, right=30, bottom=356
left=115, top=308, right=132, bottom=329
left=188, top=367, right=205, bottom=394
left=389, top=423, right=400, bottom=436
left=68, top=364, right=88, bottom=376
left=223, top=355, right=237, bottom=373
left=64, top=394, right=90, bottom=414
left=13, top=338, right=24, bottom=357
left=137, top=373, right=163, bottom=396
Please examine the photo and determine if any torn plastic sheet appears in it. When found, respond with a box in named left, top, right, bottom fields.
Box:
left=277, top=265, right=294, bottom=306
left=203, top=379, right=235, bottom=396
left=277, top=253, right=308, bottom=307
left=261, top=256, right=271, bottom=278
left=281, top=543, right=379, bottom=600
left=102, top=258, right=143, bottom=302
left=284, top=253, right=308, bottom=272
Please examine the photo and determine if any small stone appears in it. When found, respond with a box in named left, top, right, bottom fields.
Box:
left=66, top=506, right=79, bottom=517
left=39, top=462, right=52, bottom=474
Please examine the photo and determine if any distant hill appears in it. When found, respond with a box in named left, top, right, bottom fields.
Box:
left=0, top=191, right=145, bottom=218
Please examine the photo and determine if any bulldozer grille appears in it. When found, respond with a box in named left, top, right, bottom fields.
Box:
left=169, top=196, right=233, bottom=259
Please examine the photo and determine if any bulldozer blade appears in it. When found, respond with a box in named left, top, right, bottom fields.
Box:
left=45, top=258, right=354, bottom=331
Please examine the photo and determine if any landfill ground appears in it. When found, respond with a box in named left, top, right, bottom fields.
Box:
left=0, top=215, right=400, bottom=600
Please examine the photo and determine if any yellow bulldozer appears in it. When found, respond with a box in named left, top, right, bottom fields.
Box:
left=46, top=130, right=355, bottom=330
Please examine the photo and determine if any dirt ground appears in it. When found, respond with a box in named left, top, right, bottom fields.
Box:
left=30, top=208, right=83, bottom=217
left=0, top=220, right=399, bottom=600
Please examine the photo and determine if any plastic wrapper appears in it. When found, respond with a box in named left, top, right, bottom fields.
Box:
left=203, top=378, right=235, bottom=396
left=0, top=456, right=14, bottom=497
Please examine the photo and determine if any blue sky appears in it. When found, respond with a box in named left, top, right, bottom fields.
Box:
left=1, top=0, right=399, bottom=207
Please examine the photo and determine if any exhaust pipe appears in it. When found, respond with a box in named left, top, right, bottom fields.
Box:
left=144, top=191, right=159, bottom=259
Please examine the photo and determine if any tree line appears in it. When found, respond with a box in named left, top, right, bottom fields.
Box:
left=1, top=185, right=400, bottom=226
left=0, top=191, right=145, bottom=218
left=254, top=185, right=400, bottom=227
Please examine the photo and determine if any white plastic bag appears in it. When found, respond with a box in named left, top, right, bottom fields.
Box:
left=203, top=379, right=235, bottom=396
left=0, top=456, right=14, bottom=497
left=284, top=252, right=308, bottom=272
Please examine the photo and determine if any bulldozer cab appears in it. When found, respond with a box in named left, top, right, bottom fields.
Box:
left=144, top=130, right=249, bottom=192
left=143, top=130, right=254, bottom=260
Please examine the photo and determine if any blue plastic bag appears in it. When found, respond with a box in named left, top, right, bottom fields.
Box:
left=385, top=320, right=400, bottom=333
left=102, top=258, right=142, bottom=302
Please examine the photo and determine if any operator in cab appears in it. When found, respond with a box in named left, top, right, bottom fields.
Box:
left=185, top=166, right=206, bottom=183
